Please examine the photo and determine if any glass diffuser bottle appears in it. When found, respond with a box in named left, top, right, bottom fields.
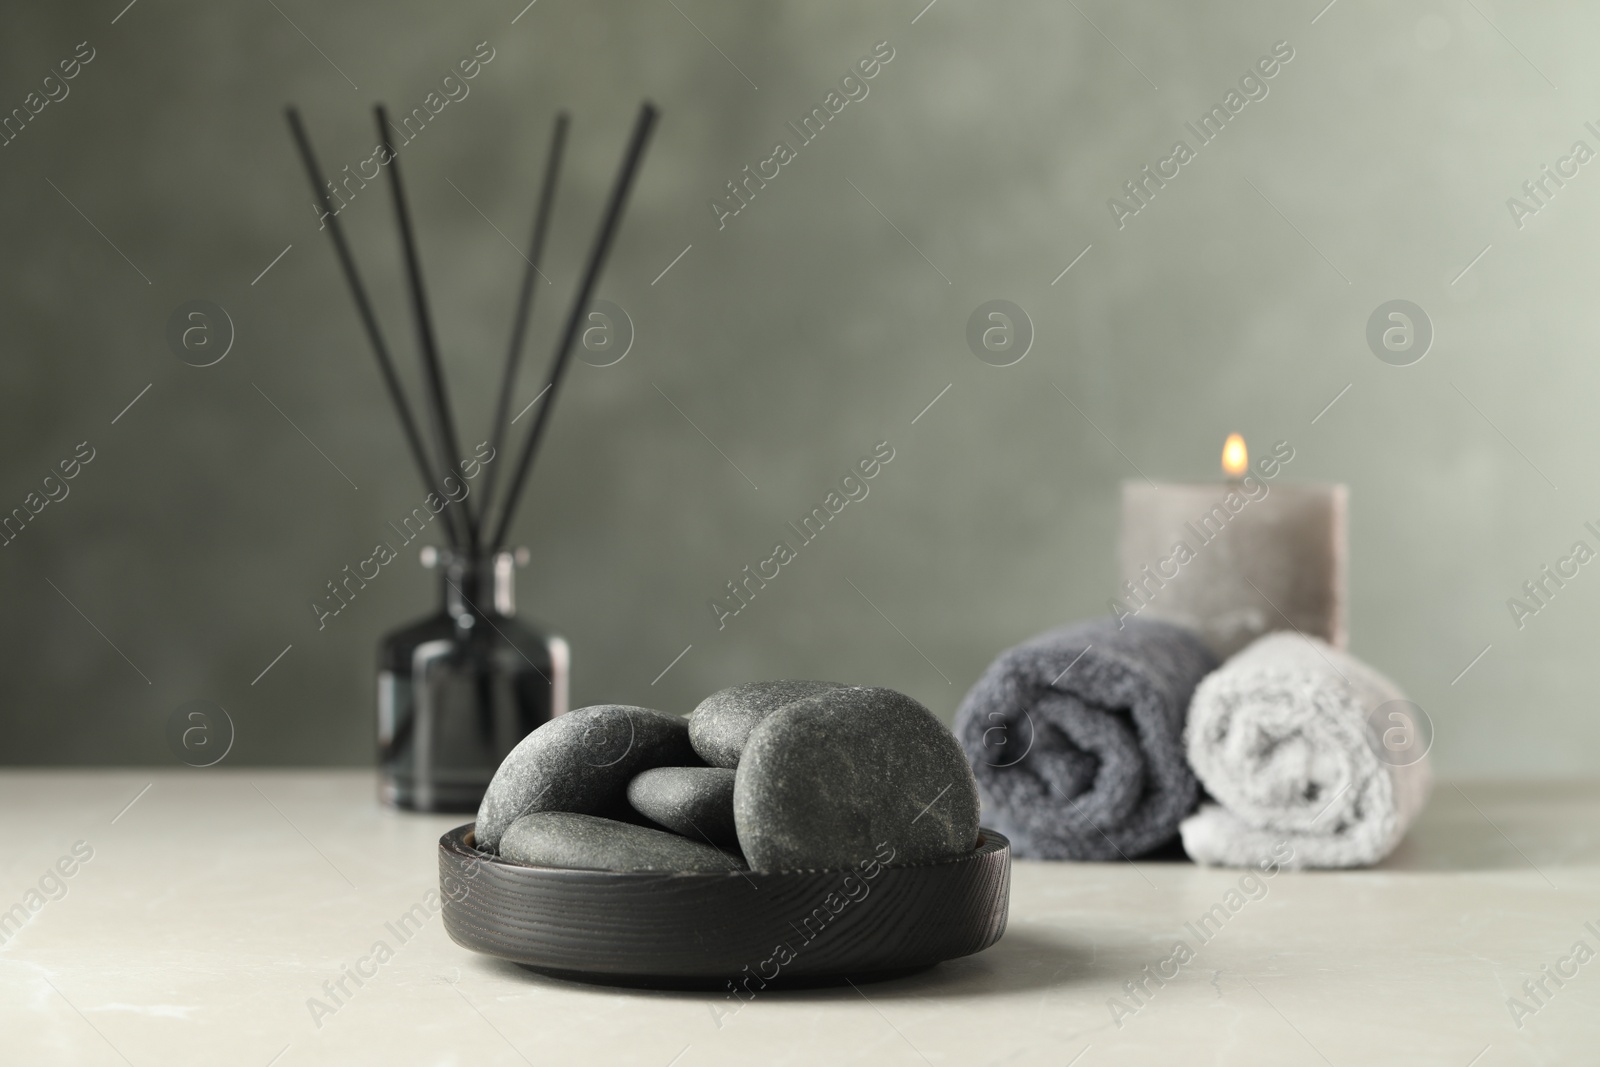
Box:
left=377, top=546, right=568, bottom=811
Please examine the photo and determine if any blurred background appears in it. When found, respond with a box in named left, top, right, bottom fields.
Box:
left=0, top=0, right=1592, bottom=775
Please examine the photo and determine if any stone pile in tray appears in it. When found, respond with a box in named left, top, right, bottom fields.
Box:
left=475, top=681, right=981, bottom=873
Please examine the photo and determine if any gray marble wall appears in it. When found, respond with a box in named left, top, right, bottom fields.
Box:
left=1, top=1, right=1591, bottom=774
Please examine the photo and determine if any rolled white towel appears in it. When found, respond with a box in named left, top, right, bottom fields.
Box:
left=1180, top=632, right=1431, bottom=869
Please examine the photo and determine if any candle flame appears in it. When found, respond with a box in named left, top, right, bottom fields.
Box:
left=1221, top=433, right=1248, bottom=478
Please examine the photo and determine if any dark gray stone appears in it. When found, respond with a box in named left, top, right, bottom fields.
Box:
left=627, top=766, right=738, bottom=848
left=475, top=705, right=697, bottom=851
left=688, top=680, right=846, bottom=768
left=498, top=812, right=746, bottom=872
left=733, top=686, right=981, bottom=872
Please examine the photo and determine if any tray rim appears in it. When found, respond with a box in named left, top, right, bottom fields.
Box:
left=440, top=822, right=1010, bottom=878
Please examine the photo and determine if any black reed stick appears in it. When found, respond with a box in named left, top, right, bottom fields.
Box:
left=489, top=103, right=658, bottom=550
left=473, top=112, right=570, bottom=533
left=375, top=105, right=480, bottom=557
left=284, top=107, right=464, bottom=551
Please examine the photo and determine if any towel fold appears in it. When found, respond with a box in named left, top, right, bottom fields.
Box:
left=954, top=617, right=1218, bottom=860
left=1180, top=632, right=1431, bottom=869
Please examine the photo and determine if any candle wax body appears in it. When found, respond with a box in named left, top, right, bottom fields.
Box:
left=1118, top=481, right=1346, bottom=660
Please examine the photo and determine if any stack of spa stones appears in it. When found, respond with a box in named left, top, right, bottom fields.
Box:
left=474, top=681, right=981, bottom=872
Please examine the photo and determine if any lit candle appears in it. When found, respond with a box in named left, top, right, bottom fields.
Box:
left=1116, top=435, right=1346, bottom=659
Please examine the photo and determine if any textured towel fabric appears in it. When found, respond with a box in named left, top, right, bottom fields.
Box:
left=1180, top=632, right=1432, bottom=869
left=954, top=617, right=1218, bottom=860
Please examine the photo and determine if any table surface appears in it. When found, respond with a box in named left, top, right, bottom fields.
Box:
left=3, top=771, right=1597, bottom=1066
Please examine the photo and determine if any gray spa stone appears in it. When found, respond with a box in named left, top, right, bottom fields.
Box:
left=688, top=679, right=847, bottom=768
left=475, top=704, right=697, bottom=852
left=627, top=766, right=738, bottom=848
left=733, top=686, right=981, bottom=872
left=498, top=811, right=747, bottom=872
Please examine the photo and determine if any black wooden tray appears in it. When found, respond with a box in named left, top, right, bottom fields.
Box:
left=438, top=823, right=1010, bottom=988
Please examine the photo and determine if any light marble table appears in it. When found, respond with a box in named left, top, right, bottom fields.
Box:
left=3, top=771, right=1597, bottom=1066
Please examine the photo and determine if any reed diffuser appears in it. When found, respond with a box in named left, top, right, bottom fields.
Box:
left=285, top=99, right=659, bottom=811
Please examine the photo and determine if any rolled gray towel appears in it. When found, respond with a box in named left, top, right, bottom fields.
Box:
left=1180, top=632, right=1431, bottom=869
left=954, top=617, right=1217, bottom=860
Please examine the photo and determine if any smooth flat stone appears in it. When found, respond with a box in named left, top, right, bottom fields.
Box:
left=734, top=686, right=981, bottom=872
left=627, top=766, right=738, bottom=848
left=475, top=705, right=698, bottom=851
left=497, top=812, right=746, bottom=872
left=688, top=680, right=846, bottom=768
